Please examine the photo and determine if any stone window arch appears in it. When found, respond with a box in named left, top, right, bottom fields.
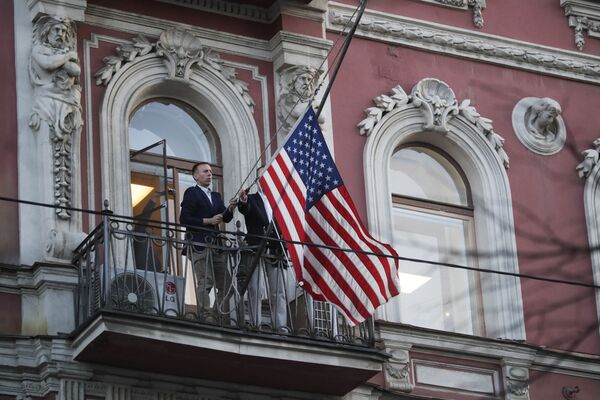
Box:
left=361, top=78, right=525, bottom=339
left=577, top=139, right=600, bottom=332
left=97, top=29, right=260, bottom=219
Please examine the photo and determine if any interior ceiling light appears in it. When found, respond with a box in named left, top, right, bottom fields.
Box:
left=131, top=184, right=154, bottom=208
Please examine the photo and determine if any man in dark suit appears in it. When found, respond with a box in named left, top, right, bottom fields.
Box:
left=238, top=180, right=288, bottom=330
left=180, top=162, right=236, bottom=316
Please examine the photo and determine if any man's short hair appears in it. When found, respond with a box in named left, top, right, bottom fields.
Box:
left=191, top=162, right=210, bottom=175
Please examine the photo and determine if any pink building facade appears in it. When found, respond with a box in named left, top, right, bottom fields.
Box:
left=0, top=0, right=599, bottom=399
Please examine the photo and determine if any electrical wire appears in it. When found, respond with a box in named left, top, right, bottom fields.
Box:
left=2, top=195, right=599, bottom=290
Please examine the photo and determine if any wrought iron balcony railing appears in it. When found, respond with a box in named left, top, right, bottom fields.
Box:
left=72, top=213, right=374, bottom=347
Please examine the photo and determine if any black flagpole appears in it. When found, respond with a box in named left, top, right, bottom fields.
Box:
left=238, top=0, right=369, bottom=301
left=315, top=0, right=368, bottom=120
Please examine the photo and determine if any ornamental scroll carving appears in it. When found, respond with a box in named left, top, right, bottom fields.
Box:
left=29, top=15, right=82, bottom=220
left=357, top=78, right=509, bottom=168
left=422, top=0, right=486, bottom=28
left=561, top=0, right=600, bottom=51
left=95, top=28, right=255, bottom=112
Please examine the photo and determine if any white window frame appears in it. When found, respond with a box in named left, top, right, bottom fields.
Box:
left=364, top=106, right=526, bottom=340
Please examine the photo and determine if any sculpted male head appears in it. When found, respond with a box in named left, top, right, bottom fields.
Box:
left=34, top=16, right=75, bottom=50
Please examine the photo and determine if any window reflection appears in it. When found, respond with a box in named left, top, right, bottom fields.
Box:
left=387, top=145, right=484, bottom=336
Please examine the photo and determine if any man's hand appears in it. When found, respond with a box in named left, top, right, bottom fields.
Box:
left=205, top=214, right=224, bottom=225
left=228, top=197, right=239, bottom=211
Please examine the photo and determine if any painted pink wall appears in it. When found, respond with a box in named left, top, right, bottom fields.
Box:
left=0, top=0, right=20, bottom=264
left=335, top=0, right=600, bottom=55
left=0, top=292, right=21, bottom=335
left=530, top=370, right=600, bottom=400
left=328, top=35, right=600, bottom=353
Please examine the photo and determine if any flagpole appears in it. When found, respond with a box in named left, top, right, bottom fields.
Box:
left=238, top=0, right=369, bottom=301
left=315, top=0, right=368, bottom=120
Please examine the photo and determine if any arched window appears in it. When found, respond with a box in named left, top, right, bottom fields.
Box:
left=363, top=80, right=525, bottom=340
left=128, top=100, right=221, bottom=226
left=388, top=145, right=484, bottom=335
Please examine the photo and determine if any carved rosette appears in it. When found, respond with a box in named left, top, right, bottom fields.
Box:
left=576, top=138, right=600, bottom=179
left=357, top=78, right=509, bottom=168
left=95, top=28, right=255, bottom=112
left=411, top=78, right=459, bottom=133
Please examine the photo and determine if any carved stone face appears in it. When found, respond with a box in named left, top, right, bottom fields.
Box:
left=293, top=72, right=314, bottom=99
left=47, top=23, right=68, bottom=48
left=532, top=109, right=558, bottom=138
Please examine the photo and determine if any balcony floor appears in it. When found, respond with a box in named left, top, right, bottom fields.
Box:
left=72, top=311, right=385, bottom=395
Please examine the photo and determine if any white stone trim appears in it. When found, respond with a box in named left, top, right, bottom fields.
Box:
left=156, top=0, right=275, bottom=23
left=561, top=0, right=600, bottom=51
left=578, top=139, right=600, bottom=334
left=364, top=80, right=525, bottom=340
left=27, top=0, right=87, bottom=22
left=416, top=0, right=486, bottom=28
left=99, top=54, right=260, bottom=220
left=377, top=323, right=600, bottom=378
left=328, top=2, right=600, bottom=85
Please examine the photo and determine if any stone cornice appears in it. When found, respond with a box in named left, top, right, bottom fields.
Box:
left=156, top=0, right=275, bottom=23
left=561, top=0, right=600, bottom=51
left=85, top=5, right=272, bottom=61
left=328, top=2, right=600, bottom=85
left=418, top=0, right=486, bottom=28
left=377, top=322, right=600, bottom=379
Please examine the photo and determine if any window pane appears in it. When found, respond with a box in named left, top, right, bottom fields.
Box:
left=390, top=205, right=482, bottom=335
left=129, top=102, right=213, bottom=163
left=390, top=146, right=469, bottom=206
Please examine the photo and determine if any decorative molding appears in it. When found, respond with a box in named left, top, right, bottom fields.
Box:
left=418, top=0, right=486, bottom=28
left=95, top=28, right=255, bottom=112
left=561, top=0, right=600, bottom=51
left=577, top=138, right=600, bottom=179
left=29, top=15, right=82, bottom=220
left=276, top=65, right=322, bottom=140
left=365, top=78, right=524, bottom=340
left=503, top=364, right=530, bottom=400
left=383, top=348, right=413, bottom=393
left=27, top=0, right=87, bottom=22
left=156, top=0, right=276, bottom=23
left=328, top=2, right=600, bottom=85
left=512, top=97, right=566, bottom=156
left=577, top=137, right=600, bottom=335
left=358, top=79, right=509, bottom=168
left=412, top=359, right=499, bottom=395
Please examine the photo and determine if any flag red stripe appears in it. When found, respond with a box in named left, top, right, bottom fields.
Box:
left=306, top=210, right=382, bottom=308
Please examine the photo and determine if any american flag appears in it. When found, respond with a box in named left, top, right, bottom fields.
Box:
left=259, top=106, right=400, bottom=325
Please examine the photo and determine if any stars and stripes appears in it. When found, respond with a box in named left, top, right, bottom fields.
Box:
left=259, top=106, right=400, bottom=326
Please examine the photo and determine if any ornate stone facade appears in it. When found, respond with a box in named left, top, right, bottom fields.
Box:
left=561, top=0, right=600, bottom=50
left=357, top=78, right=509, bottom=168
left=276, top=65, right=322, bottom=140
left=95, top=28, right=255, bottom=112
left=29, top=15, right=82, bottom=220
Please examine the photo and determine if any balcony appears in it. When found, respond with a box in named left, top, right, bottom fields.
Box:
left=71, top=214, right=385, bottom=395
